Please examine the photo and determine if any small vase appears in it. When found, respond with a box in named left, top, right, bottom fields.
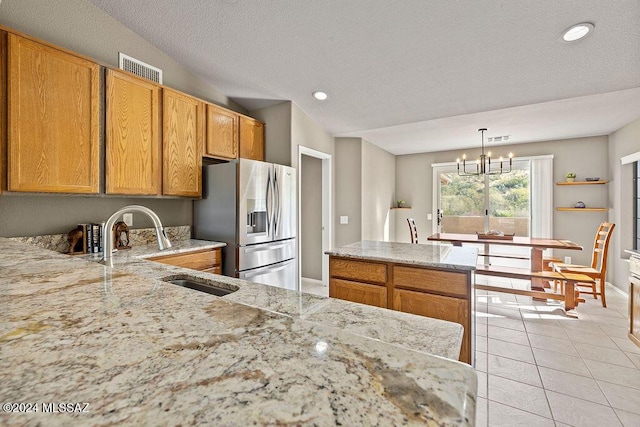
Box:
left=566, top=177, right=575, bottom=182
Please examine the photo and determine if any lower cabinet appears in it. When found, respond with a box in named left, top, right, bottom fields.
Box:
left=329, top=278, right=387, bottom=308
left=329, top=256, right=473, bottom=364
left=147, top=248, right=221, bottom=274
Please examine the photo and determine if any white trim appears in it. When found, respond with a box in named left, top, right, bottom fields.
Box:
left=297, top=145, right=332, bottom=289
left=606, top=282, right=628, bottom=297
left=621, top=151, right=640, bottom=165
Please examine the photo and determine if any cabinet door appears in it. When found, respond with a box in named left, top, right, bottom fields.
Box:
left=330, top=278, right=387, bottom=308
left=163, top=89, right=203, bottom=197
left=205, top=103, right=238, bottom=159
left=393, top=288, right=470, bottom=364
left=239, top=116, right=265, bottom=161
left=147, top=248, right=221, bottom=271
left=7, top=34, right=100, bottom=193
left=106, top=69, right=161, bottom=195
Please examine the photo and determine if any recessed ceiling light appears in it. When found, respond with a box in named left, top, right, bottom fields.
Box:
left=562, top=22, right=594, bottom=42
left=312, top=91, right=328, bottom=100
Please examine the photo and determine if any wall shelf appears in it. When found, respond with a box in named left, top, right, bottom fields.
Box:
left=556, top=207, right=608, bottom=212
left=556, top=181, right=608, bottom=186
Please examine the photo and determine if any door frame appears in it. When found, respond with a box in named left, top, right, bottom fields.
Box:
left=297, top=145, right=332, bottom=288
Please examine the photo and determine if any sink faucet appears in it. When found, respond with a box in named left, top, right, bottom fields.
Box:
left=102, top=205, right=172, bottom=267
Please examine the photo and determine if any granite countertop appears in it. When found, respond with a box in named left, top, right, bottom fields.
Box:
left=0, top=237, right=477, bottom=426
left=326, top=240, right=479, bottom=271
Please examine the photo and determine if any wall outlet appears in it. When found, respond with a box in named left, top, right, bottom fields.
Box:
left=564, top=256, right=572, bottom=264
left=340, top=216, right=349, bottom=225
left=427, top=213, right=432, bottom=220
left=123, top=213, right=133, bottom=227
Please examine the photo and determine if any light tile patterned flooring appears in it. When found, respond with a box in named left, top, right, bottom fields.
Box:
left=474, top=276, right=640, bottom=427
left=301, top=276, right=640, bottom=426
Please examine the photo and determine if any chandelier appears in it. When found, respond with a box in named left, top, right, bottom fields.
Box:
left=457, top=128, right=513, bottom=176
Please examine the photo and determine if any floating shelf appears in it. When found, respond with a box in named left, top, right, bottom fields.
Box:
left=556, top=181, right=608, bottom=185
left=390, top=207, right=412, bottom=210
left=556, top=207, right=608, bottom=211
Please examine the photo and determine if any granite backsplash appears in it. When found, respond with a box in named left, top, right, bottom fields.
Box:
left=10, top=226, right=192, bottom=253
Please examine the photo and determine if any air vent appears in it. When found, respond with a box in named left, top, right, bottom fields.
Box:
left=487, top=135, right=510, bottom=143
left=118, top=53, right=163, bottom=84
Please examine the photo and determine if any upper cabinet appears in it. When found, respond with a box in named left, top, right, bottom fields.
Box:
left=6, top=33, right=100, bottom=193
left=163, top=89, right=203, bottom=197
left=205, top=103, right=238, bottom=160
left=239, top=116, right=265, bottom=161
left=105, top=69, right=161, bottom=195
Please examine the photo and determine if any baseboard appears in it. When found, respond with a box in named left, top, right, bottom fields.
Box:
left=301, top=277, right=325, bottom=286
left=606, top=282, right=629, bottom=297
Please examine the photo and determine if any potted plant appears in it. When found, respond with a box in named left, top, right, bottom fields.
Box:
left=397, top=199, right=406, bottom=208
left=566, top=172, right=576, bottom=183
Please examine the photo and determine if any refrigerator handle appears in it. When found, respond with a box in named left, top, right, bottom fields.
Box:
left=274, top=168, right=280, bottom=236
left=266, top=169, right=272, bottom=234
left=242, top=260, right=292, bottom=278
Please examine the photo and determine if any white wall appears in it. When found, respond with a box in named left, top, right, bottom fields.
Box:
left=608, top=116, right=640, bottom=290
left=335, top=138, right=362, bottom=247
left=301, top=155, right=322, bottom=280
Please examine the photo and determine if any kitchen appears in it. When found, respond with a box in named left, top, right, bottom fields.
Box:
left=2, top=1, right=640, bottom=426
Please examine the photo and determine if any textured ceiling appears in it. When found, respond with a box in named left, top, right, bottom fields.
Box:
left=87, top=0, right=640, bottom=154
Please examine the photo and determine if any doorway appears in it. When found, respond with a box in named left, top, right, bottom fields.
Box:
left=297, top=146, right=332, bottom=293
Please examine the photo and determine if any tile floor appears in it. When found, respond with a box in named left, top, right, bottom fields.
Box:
left=300, top=275, right=640, bottom=426
left=474, top=276, right=640, bottom=427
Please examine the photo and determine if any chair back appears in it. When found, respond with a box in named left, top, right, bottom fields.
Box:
left=407, top=217, right=418, bottom=244
left=590, top=221, right=615, bottom=277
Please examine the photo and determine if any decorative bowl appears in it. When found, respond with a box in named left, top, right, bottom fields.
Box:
left=574, top=201, right=586, bottom=208
left=585, top=177, right=600, bottom=181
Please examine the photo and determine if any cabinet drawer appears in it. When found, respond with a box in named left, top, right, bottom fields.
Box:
left=393, top=266, right=468, bottom=297
left=330, top=258, right=387, bottom=284
left=330, top=278, right=387, bottom=308
left=147, top=248, right=221, bottom=271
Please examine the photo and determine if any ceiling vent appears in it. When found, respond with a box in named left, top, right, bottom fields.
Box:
left=118, top=53, right=163, bottom=84
left=487, top=135, right=510, bottom=143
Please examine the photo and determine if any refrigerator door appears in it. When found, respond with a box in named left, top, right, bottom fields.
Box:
left=238, top=159, right=274, bottom=245
left=238, top=238, right=296, bottom=271
left=273, top=164, right=297, bottom=241
left=238, top=258, right=297, bottom=290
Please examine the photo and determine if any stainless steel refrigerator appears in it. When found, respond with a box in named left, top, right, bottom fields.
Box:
left=194, top=159, right=297, bottom=290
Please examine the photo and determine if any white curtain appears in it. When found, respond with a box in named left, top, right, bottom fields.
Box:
left=530, top=155, right=554, bottom=254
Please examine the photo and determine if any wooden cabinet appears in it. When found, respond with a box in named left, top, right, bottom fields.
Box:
left=6, top=33, right=100, bottom=193
left=205, top=103, right=238, bottom=160
left=239, top=116, right=265, bottom=161
left=0, top=31, right=7, bottom=194
left=393, top=288, right=470, bottom=364
left=329, top=255, right=473, bottom=364
left=147, top=248, right=222, bottom=274
left=330, top=278, right=387, bottom=308
left=163, top=89, right=203, bottom=197
left=105, top=69, right=161, bottom=195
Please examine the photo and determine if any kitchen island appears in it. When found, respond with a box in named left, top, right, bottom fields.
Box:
left=326, top=240, right=478, bottom=364
left=0, top=237, right=477, bottom=426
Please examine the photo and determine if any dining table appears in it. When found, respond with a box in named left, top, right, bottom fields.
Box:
left=427, top=233, right=583, bottom=291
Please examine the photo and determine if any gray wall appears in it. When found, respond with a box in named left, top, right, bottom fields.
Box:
left=394, top=136, right=610, bottom=269
left=252, top=101, right=292, bottom=167
left=335, top=138, right=362, bottom=247
left=361, top=140, right=396, bottom=241
left=608, top=116, right=640, bottom=290
left=301, top=155, right=322, bottom=280
left=0, top=0, right=244, bottom=237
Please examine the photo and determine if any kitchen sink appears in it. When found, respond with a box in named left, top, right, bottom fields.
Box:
left=164, top=277, right=238, bottom=297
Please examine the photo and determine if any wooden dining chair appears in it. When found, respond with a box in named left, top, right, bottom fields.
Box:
left=407, top=218, right=419, bottom=244
left=553, top=221, right=615, bottom=307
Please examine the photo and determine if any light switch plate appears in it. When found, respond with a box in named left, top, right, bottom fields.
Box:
left=564, top=256, right=572, bottom=264
left=427, top=213, right=432, bottom=220
left=340, top=216, right=349, bottom=225
left=123, top=213, right=133, bottom=227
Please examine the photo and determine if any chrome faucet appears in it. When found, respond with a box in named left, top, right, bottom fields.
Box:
left=102, top=205, right=172, bottom=267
